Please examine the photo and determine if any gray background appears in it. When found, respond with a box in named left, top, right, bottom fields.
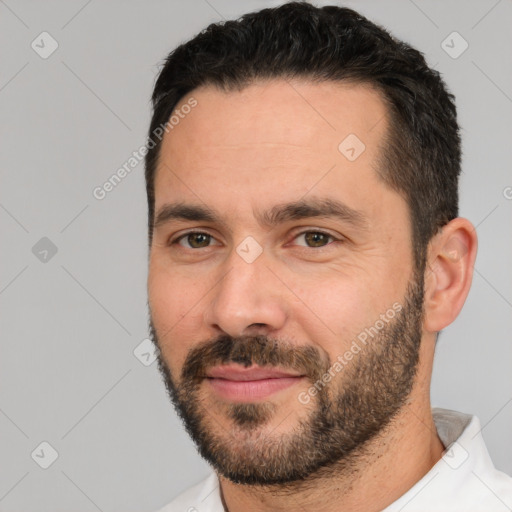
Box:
left=1, top=0, right=511, bottom=511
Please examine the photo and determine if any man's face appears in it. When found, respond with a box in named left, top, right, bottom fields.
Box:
left=147, top=80, right=424, bottom=484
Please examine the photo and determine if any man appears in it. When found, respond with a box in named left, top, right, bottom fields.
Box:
left=145, top=2, right=512, bottom=511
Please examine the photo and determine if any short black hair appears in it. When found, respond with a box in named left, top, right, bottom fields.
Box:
left=145, top=1, right=461, bottom=273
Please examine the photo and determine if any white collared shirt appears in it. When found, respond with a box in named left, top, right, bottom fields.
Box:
left=156, top=408, right=512, bottom=511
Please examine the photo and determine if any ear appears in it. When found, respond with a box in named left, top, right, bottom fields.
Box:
left=422, top=218, right=478, bottom=333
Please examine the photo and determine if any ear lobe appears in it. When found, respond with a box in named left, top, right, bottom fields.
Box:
left=422, top=218, right=478, bottom=333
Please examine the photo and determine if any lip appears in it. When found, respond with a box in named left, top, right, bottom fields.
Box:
left=206, top=364, right=302, bottom=381
left=205, top=364, right=304, bottom=401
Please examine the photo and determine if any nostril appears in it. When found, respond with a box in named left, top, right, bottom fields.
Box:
left=249, top=323, right=266, bottom=329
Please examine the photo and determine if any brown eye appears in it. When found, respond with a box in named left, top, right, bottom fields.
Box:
left=178, top=232, right=212, bottom=248
left=296, top=231, right=334, bottom=248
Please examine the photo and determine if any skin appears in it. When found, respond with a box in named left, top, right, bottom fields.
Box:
left=147, top=79, right=478, bottom=512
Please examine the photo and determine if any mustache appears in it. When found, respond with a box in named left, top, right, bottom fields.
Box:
left=181, top=334, right=330, bottom=384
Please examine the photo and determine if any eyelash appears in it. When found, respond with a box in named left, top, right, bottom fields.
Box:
left=168, top=229, right=342, bottom=250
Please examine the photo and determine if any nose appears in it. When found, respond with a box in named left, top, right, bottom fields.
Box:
left=203, top=248, right=288, bottom=338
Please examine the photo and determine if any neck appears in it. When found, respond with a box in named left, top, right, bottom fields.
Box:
left=218, top=397, right=444, bottom=512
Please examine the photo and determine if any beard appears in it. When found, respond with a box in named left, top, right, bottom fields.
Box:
left=148, top=268, right=425, bottom=486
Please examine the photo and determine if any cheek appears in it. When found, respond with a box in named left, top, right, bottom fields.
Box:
left=148, top=264, right=205, bottom=370
left=291, top=269, right=400, bottom=362
left=290, top=278, right=373, bottom=356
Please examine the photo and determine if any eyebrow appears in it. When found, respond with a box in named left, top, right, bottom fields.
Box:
left=153, top=197, right=369, bottom=232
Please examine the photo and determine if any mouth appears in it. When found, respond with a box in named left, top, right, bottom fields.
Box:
left=205, top=364, right=305, bottom=401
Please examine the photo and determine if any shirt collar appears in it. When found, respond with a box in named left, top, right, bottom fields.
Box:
left=191, top=408, right=508, bottom=512
left=383, top=407, right=509, bottom=511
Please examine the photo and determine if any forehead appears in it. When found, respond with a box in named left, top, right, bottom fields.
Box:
left=153, top=79, right=403, bottom=231
left=159, top=79, right=388, bottom=159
